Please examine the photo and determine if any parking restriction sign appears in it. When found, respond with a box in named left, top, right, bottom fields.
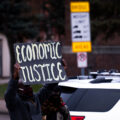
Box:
left=70, top=1, right=90, bottom=12
left=77, top=52, right=87, bottom=68
left=70, top=1, right=92, bottom=52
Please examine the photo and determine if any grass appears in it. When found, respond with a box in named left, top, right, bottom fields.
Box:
left=0, top=83, right=43, bottom=99
left=0, top=83, right=8, bottom=99
left=32, top=84, right=43, bottom=92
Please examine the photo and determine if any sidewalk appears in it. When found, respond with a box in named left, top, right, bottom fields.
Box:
left=0, top=78, right=9, bottom=114
left=0, top=78, right=9, bottom=84
left=0, top=99, right=8, bottom=114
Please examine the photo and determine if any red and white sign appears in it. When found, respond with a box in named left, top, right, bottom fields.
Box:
left=77, top=52, right=87, bottom=68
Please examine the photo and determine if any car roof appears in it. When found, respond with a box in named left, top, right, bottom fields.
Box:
left=59, top=78, right=120, bottom=89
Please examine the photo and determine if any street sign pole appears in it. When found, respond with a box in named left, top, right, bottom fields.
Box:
left=70, top=1, right=91, bottom=75
left=81, top=68, right=85, bottom=75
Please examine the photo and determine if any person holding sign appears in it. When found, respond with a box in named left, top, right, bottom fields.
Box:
left=4, top=63, right=61, bottom=120
left=41, top=84, right=71, bottom=120
left=40, top=58, right=71, bottom=120
left=5, top=41, right=69, bottom=120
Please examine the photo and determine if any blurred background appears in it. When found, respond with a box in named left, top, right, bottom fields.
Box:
left=0, top=0, right=120, bottom=78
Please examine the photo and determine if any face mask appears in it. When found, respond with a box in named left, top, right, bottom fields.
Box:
left=18, top=84, right=33, bottom=100
left=49, top=94, right=61, bottom=105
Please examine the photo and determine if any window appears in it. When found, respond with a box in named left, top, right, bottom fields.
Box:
left=61, top=87, right=120, bottom=112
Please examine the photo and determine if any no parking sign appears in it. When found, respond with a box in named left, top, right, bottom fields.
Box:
left=77, top=52, right=87, bottom=68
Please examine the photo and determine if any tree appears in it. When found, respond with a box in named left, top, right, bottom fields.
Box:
left=90, top=0, right=120, bottom=41
left=39, top=0, right=65, bottom=40
left=0, top=0, right=39, bottom=72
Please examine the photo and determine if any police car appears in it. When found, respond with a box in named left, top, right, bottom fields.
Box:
left=59, top=71, right=120, bottom=120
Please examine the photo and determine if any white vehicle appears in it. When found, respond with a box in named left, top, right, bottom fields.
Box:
left=59, top=76, right=120, bottom=120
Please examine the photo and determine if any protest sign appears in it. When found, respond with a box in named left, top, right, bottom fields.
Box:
left=14, top=42, right=67, bottom=85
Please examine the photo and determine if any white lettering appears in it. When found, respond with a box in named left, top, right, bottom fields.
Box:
left=16, top=45, right=22, bottom=63
left=21, top=45, right=27, bottom=62
left=46, top=64, right=52, bottom=81
left=51, top=42, right=57, bottom=59
left=43, top=43, right=49, bottom=59
left=51, top=63, right=59, bottom=81
left=32, top=44, right=39, bottom=60
left=57, top=62, right=66, bottom=80
left=38, top=64, right=46, bottom=81
left=33, top=64, right=41, bottom=81
left=26, top=45, right=32, bottom=61
left=56, top=42, right=62, bottom=59
left=38, top=44, right=44, bottom=59
left=26, top=66, right=35, bottom=82
left=20, top=66, right=27, bottom=82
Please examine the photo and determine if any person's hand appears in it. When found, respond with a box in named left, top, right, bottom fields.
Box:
left=13, top=63, right=20, bottom=80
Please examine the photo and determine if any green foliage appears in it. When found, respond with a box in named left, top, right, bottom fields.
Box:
left=0, top=84, right=8, bottom=99
left=0, top=0, right=40, bottom=72
left=32, top=84, right=43, bottom=93
left=41, top=0, right=65, bottom=35
left=0, top=83, right=43, bottom=99
left=90, top=0, right=120, bottom=40
left=0, top=0, right=39, bottom=41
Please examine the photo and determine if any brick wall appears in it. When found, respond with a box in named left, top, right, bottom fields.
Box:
left=30, top=0, right=120, bottom=77
left=62, top=52, right=120, bottom=77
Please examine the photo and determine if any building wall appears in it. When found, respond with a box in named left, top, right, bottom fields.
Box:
left=0, top=34, right=10, bottom=77
left=29, top=0, right=120, bottom=77
left=62, top=0, right=120, bottom=76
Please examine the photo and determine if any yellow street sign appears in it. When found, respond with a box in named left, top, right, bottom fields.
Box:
left=72, top=41, right=92, bottom=52
left=70, top=2, right=90, bottom=12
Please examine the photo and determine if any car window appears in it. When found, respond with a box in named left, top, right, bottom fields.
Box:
left=60, top=87, right=120, bottom=112
left=61, top=87, right=77, bottom=103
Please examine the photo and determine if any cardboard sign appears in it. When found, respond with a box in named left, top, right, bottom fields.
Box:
left=14, top=42, right=67, bottom=85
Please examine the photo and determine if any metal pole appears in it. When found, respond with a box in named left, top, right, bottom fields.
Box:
left=81, top=68, right=85, bottom=75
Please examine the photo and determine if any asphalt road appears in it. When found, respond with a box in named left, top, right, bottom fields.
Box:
left=0, top=114, right=10, bottom=120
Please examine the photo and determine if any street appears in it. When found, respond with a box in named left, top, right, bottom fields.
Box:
left=0, top=114, right=10, bottom=120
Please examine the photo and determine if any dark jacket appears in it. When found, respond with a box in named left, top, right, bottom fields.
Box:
left=4, top=79, right=49, bottom=120
left=41, top=90, right=71, bottom=120
left=46, top=105, right=71, bottom=120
